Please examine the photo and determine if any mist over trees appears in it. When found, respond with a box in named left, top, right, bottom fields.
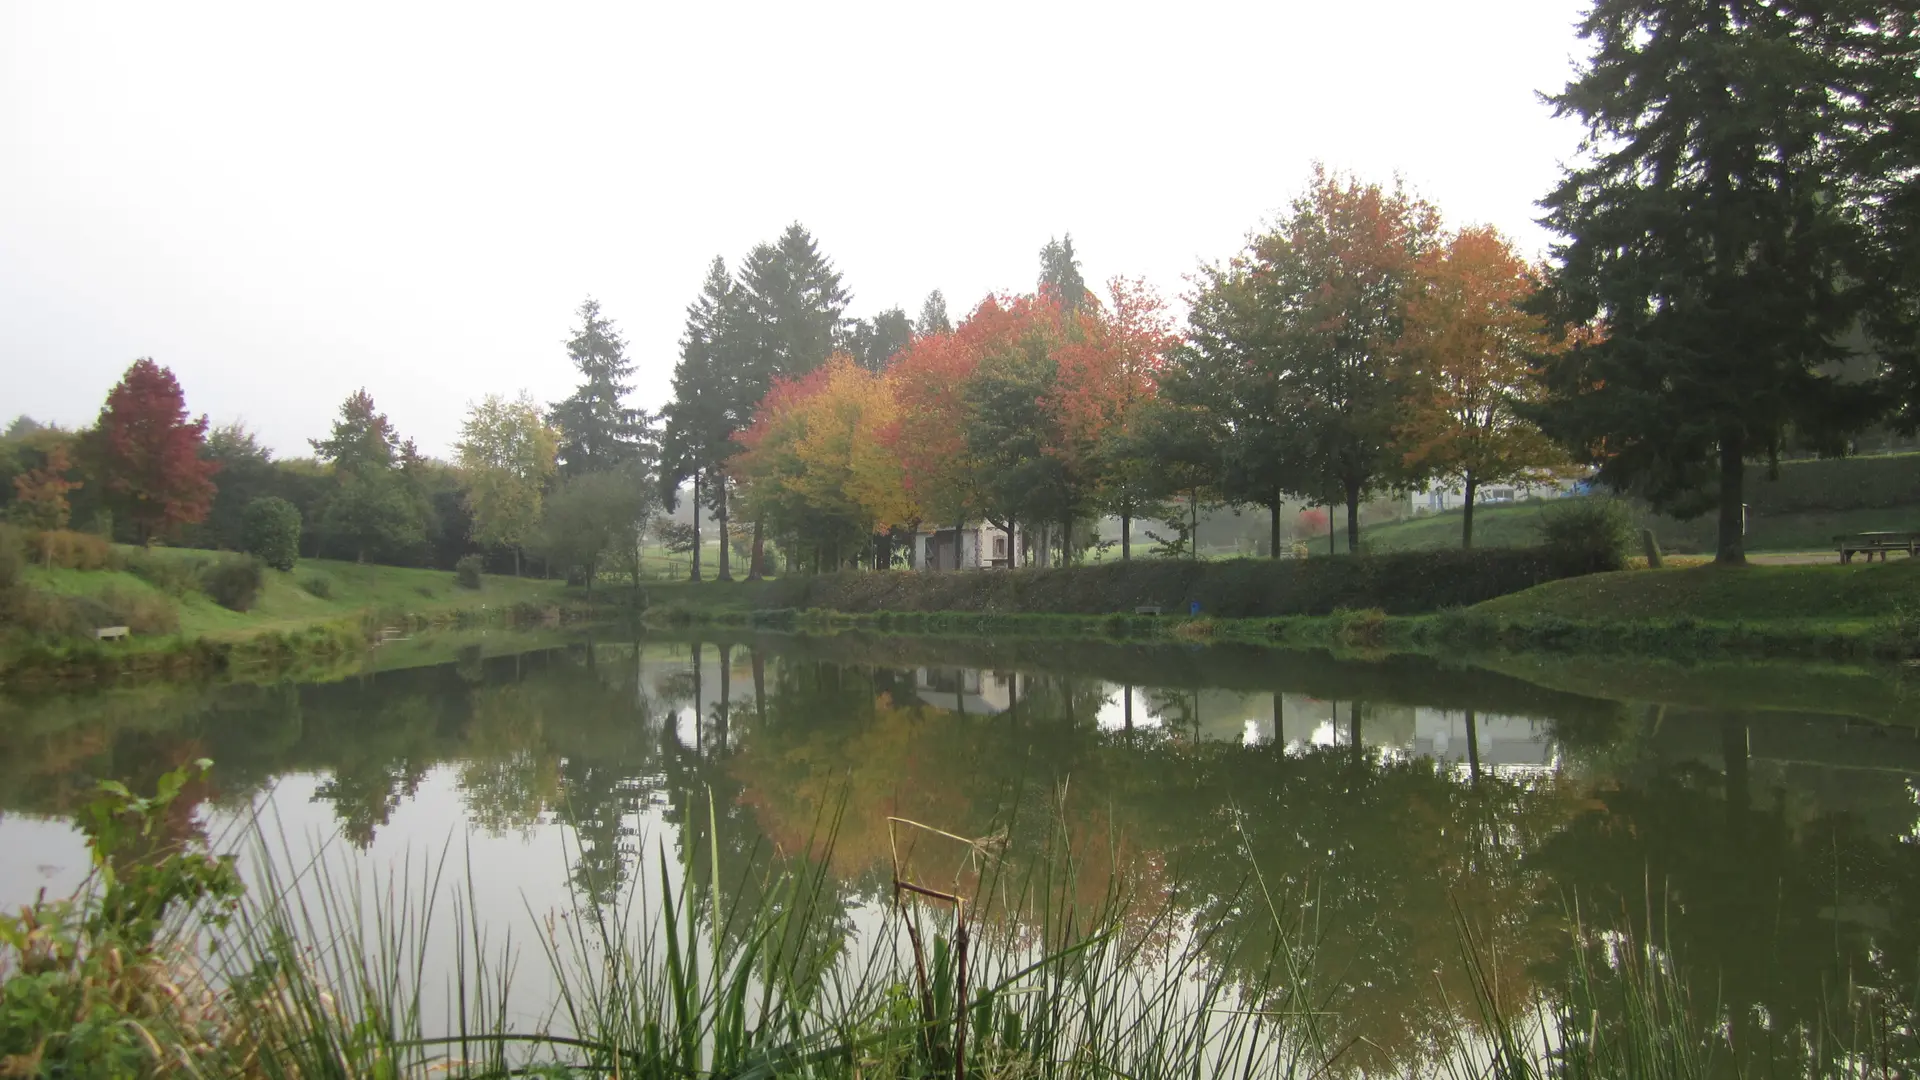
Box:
left=4, top=0, right=1914, bottom=577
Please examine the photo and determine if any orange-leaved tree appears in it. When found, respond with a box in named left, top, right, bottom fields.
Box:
left=883, top=326, right=986, bottom=568
left=9, top=442, right=83, bottom=532
left=1049, top=277, right=1175, bottom=559
left=93, top=358, right=219, bottom=544
left=1396, top=226, right=1569, bottom=547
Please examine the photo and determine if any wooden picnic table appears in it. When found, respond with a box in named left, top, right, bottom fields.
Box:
left=1834, top=530, right=1920, bottom=563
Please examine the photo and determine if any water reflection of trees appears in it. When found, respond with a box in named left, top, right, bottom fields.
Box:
left=4, top=635, right=1919, bottom=1075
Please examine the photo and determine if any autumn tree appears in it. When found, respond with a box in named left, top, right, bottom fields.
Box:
left=1397, top=227, right=1569, bottom=547
left=8, top=442, right=81, bottom=531
left=734, top=355, right=912, bottom=569
left=883, top=327, right=984, bottom=568
left=1194, top=168, right=1439, bottom=551
left=551, top=297, right=651, bottom=478
left=93, top=358, right=220, bottom=544
left=1535, top=0, right=1901, bottom=563
left=457, top=392, right=558, bottom=576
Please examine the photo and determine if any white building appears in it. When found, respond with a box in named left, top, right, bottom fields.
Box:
left=1409, top=475, right=1589, bottom=515
left=912, top=521, right=1021, bottom=571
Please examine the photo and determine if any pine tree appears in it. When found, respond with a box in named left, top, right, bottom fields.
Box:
left=847, top=308, right=914, bottom=372
left=662, top=258, right=746, bottom=580
left=1038, top=235, right=1090, bottom=312
left=918, top=290, right=952, bottom=335
left=550, top=297, right=646, bottom=477
left=1536, top=0, right=1900, bottom=563
left=310, top=390, right=397, bottom=476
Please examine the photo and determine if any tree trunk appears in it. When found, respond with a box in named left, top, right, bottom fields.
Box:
left=1716, top=431, right=1746, bottom=564
left=1464, top=709, right=1481, bottom=785
left=1036, top=522, right=1051, bottom=568
left=717, top=643, right=732, bottom=753
left=1062, top=511, right=1074, bottom=567
left=714, top=476, right=731, bottom=582
left=1189, top=491, right=1199, bottom=560
left=953, top=515, right=964, bottom=570
left=1461, top=471, right=1478, bottom=549
left=1269, top=497, right=1281, bottom=559
left=751, top=646, right=766, bottom=727
left=690, top=639, right=703, bottom=754
left=1344, top=479, right=1361, bottom=554
left=1327, top=504, right=1335, bottom=556
left=690, top=472, right=703, bottom=582
left=747, top=515, right=765, bottom=580
left=1121, top=505, right=1131, bottom=561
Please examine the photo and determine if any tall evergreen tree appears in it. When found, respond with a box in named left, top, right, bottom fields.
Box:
left=550, top=297, right=648, bottom=477
left=847, top=307, right=914, bottom=372
left=663, top=257, right=748, bottom=580
left=918, top=290, right=952, bottom=335
left=310, top=390, right=397, bottom=476
left=1038, top=235, right=1090, bottom=312
left=1536, top=0, right=1899, bottom=563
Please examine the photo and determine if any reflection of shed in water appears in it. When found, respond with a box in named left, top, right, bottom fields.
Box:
left=914, top=667, right=1013, bottom=716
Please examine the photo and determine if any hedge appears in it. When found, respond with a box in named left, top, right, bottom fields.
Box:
left=752, top=547, right=1609, bottom=619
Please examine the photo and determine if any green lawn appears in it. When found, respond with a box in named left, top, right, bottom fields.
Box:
left=1363, top=498, right=1920, bottom=555
left=1474, top=558, right=1920, bottom=626
left=21, top=549, right=566, bottom=641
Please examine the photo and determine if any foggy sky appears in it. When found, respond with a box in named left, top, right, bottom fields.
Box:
left=1, top=1, right=1587, bottom=458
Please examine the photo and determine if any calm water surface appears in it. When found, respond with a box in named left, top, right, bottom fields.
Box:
left=2, top=630, right=1918, bottom=1073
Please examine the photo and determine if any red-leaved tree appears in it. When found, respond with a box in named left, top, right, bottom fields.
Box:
left=95, top=358, right=219, bottom=543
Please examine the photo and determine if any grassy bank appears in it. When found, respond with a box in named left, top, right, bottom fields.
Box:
left=643, top=558, right=1920, bottom=664
left=1366, top=496, right=1919, bottom=555
left=3, top=548, right=573, bottom=682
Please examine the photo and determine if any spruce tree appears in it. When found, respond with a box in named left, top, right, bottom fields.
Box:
left=1536, top=0, right=1900, bottom=563
left=551, top=298, right=645, bottom=477
left=918, top=290, right=952, bottom=335
left=848, top=307, right=914, bottom=371
left=1038, top=235, right=1090, bottom=312
left=662, top=258, right=747, bottom=579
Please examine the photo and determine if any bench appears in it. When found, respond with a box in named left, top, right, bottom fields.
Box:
left=1133, top=605, right=1163, bottom=616
left=1835, top=531, right=1920, bottom=564
left=93, top=626, right=130, bottom=641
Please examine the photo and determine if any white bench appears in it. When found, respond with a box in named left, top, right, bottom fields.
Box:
left=93, top=626, right=130, bottom=641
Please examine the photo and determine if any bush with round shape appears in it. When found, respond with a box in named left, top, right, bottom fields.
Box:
left=455, top=555, right=484, bottom=590
left=1537, top=498, right=1634, bottom=574
left=200, top=555, right=265, bottom=612
left=243, top=496, right=302, bottom=571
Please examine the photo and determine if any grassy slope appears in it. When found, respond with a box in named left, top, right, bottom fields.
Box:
left=1364, top=499, right=1919, bottom=555
left=1473, top=558, right=1920, bottom=627
left=21, top=550, right=566, bottom=641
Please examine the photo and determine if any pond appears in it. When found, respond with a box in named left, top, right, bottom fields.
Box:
left=2, top=629, right=1917, bottom=1075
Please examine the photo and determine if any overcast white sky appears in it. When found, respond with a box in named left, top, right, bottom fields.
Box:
left=1, top=1, right=1589, bottom=459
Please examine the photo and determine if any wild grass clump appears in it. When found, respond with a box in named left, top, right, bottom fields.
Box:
left=124, top=548, right=206, bottom=597
left=199, top=555, right=265, bottom=612
left=300, top=573, right=333, bottom=599
left=1333, top=606, right=1388, bottom=647
left=25, top=529, right=116, bottom=571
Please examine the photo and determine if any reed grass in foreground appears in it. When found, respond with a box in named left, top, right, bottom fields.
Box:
left=0, top=764, right=1902, bottom=1078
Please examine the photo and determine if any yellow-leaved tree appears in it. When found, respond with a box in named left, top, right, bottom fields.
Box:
left=457, top=392, right=558, bottom=575
left=734, top=354, right=914, bottom=570
left=1397, top=226, right=1570, bottom=547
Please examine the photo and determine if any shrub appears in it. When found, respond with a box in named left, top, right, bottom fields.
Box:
left=242, top=495, right=302, bottom=571
left=96, top=584, right=180, bottom=634
left=1334, top=607, right=1388, bottom=648
left=301, top=574, right=333, bottom=599
left=455, top=555, right=484, bottom=590
left=26, top=529, right=115, bottom=570
left=1537, top=499, right=1633, bottom=573
left=200, top=555, right=265, bottom=612
left=125, top=550, right=206, bottom=597
left=415, top=584, right=436, bottom=598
